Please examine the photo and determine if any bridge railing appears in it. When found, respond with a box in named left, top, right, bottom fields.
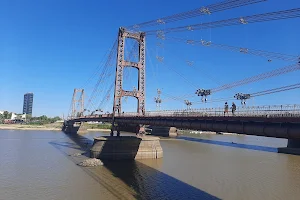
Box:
left=117, top=104, right=300, bottom=118
left=69, top=104, right=300, bottom=120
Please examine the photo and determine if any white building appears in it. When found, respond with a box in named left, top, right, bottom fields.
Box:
left=11, top=113, right=26, bottom=120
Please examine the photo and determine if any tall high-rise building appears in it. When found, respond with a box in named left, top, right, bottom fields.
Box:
left=23, top=93, right=34, bottom=115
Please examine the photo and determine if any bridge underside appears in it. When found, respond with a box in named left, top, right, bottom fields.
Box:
left=69, top=116, right=300, bottom=139
left=112, top=116, right=300, bottom=139
left=68, top=115, right=300, bottom=154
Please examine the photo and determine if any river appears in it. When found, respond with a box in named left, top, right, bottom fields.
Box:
left=1, top=130, right=300, bottom=200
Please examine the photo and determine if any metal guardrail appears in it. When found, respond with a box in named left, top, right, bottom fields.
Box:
left=68, top=104, right=300, bottom=120
left=114, top=104, right=300, bottom=118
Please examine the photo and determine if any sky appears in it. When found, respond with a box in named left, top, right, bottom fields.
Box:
left=0, top=0, right=299, bottom=117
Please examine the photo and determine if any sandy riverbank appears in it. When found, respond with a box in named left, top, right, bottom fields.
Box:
left=86, top=129, right=111, bottom=132
left=0, top=124, right=111, bottom=132
left=178, top=130, right=238, bottom=136
left=0, top=124, right=61, bottom=131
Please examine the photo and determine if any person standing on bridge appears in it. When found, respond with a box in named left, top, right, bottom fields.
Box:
left=231, top=102, right=236, bottom=116
left=224, top=102, right=229, bottom=116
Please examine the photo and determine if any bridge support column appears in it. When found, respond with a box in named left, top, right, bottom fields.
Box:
left=62, top=122, right=77, bottom=134
left=77, top=123, right=87, bottom=134
left=62, top=122, right=87, bottom=134
left=90, top=136, right=163, bottom=160
left=150, top=126, right=178, bottom=137
left=136, top=124, right=146, bottom=136
left=110, top=126, right=121, bottom=137
left=278, top=139, right=300, bottom=155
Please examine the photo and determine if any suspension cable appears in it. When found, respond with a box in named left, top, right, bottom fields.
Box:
left=146, top=8, right=300, bottom=34
left=193, top=83, right=300, bottom=104
left=251, top=83, right=300, bottom=97
left=96, top=40, right=140, bottom=112
left=211, top=64, right=300, bottom=93
left=167, top=36, right=299, bottom=62
left=85, top=40, right=118, bottom=110
left=127, top=0, right=267, bottom=29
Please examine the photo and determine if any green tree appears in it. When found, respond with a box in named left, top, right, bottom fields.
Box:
left=7, top=112, right=12, bottom=119
left=27, top=115, right=62, bottom=125
left=3, top=111, right=8, bottom=119
left=0, top=114, right=4, bottom=123
left=39, top=115, right=48, bottom=121
left=26, top=114, right=32, bottom=121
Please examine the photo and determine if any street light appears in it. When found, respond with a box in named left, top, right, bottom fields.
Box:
left=154, top=89, right=162, bottom=111
left=234, top=93, right=251, bottom=105
left=184, top=100, right=192, bottom=110
left=195, top=89, right=211, bottom=102
left=91, top=109, right=103, bottom=115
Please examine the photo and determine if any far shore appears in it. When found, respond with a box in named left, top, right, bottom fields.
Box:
left=0, top=124, right=236, bottom=135
left=0, top=124, right=110, bottom=132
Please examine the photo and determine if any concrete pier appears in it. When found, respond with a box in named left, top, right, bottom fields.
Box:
left=278, top=139, right=300, bottom=155
left=77, top=123, right=87, bottom=134
left=90, top=136, right=163, bottom=160
left=62, top=122, right=87, bottom=134
left=150, top=126, right=178, bottom=137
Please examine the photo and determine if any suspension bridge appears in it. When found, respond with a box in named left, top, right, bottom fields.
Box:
left=63, top=0, right=300, bottom=156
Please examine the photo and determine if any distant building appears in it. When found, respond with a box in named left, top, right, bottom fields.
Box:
left=23, top=93, right=34, bottom=115
left=11, top=113, right=17, bottom=120
left=11, top=113, right=26, bottom=120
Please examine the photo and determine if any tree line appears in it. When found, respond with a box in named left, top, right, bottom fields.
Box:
left=27, top=115, right=62, bottom=125
left=0, top=112, right=61, bottom=125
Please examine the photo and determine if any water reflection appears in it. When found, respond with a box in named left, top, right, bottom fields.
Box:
left=103, top=160, right=220, bottom=200
left=58, top=132, right=220, bottom=199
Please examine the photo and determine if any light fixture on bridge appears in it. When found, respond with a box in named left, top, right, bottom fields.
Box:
left=234, top=93, right=251, bottom=105
left=184, top=100, right=192, bottom=110
left=82, top=109, right=90, bottom=116
left=154, top=89, right=162, bottom=111
left=195, top=89, right=211, bottom=103
left=91, top=109, right=103, bottom=115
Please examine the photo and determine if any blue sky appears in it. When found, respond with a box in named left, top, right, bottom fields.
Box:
left=0, top=0, right=299, bottom=117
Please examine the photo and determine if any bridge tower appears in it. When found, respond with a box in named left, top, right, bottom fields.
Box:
left=112, top=27, right=146, bottom=136
left=70, top=88, right=85, bottom=118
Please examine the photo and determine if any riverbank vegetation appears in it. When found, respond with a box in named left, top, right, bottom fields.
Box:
left=0, top=113, right=62, bottom=125
left=26, top=115, right=61, bottom=125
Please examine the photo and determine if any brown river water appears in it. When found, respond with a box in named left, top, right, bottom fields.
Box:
left=1, top=130, right=300, bottom=200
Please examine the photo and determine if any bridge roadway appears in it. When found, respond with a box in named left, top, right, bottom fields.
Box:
left=68, top=112, right=300, bottom=140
